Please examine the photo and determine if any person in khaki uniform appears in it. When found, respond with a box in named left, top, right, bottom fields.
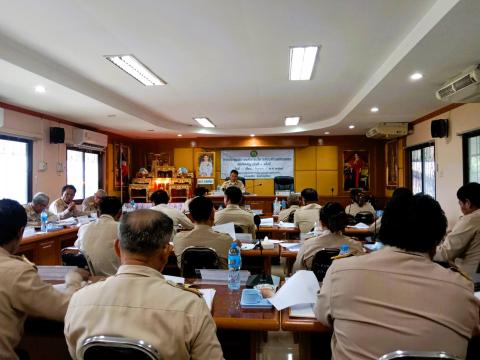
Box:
left=221, top=169, right=245, bottom=192
left=81, top=189, right=106, bottom=213
left=434, top=182, right=480, bottom=277
left=345, top=189, right=375, bottom=217
left=174, top=196, right=233, bottom=269
left=49, top=184, right=86, bottom=219
left=150, top=189, right=194, bottom=230
left=278, top=193, right=300, bottom=222
left=294, top=188, right=322, bottom=233
left=293, top=202, right=364, bottom=272
left=23, top=192, right=57, bottom=225
left=181, top=187, right=208, bottom=214
left=0, top=199, right=86, bottom=360
left=214, top=186, right=256, bottom=238
left=64, top=209, right=223, bottom=360
left=315, top=193, right=480, bottom=360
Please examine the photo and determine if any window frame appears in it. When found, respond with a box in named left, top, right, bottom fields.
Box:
left=66, top=146, right=103, bottom=200
left=407, top=141, right=436, bottom=197
left=462, top=128, right=480, bottom=184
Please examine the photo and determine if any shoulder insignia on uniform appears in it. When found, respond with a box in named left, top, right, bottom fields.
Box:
left=447, top=262, right=472, bottom=281
left=331, top=253, right=354, bottom=261
left=166, top=280, right=203, bottom=297
left=21, top=255, right=38, bottom=271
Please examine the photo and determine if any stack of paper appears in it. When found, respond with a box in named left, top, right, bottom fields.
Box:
left=260, top=218, right=274, bottom=226
left=278, top=221, right=296, bottom=228
left=280, top=242, right=302, bottom=252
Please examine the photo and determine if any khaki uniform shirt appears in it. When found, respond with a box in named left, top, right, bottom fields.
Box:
left=74, top=214, right=120, bottom=276
left=293, top=231, right=364, bottom=272
left=294, top=203, right=322, bottom=233
left=49, top=198, right=85, bottom=220
left=315, top=246, right=480, bottom=360
left=81, top=196, right=96, bottom=213
left=181, top=198, right=193, bottom=214
left=278, top=205, right=299, bottom=222
left=173, top=224, right=234, bottom=269
left=64, top=265, right=223, bottom=360
left=23, top=203, right=57, bottom=225
left=0, top=247, right=80, bottom=359
left=345, top=202, right=376, bottom=217
left=434, top=208, right=480, bottom=277
left=151, top=204, right=194, bottom=230
left=214, top=204, right=256, bottom=238
left=221, top=180, right=245, bottom=192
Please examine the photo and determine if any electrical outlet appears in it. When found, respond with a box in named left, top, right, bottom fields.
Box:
left=38, top=161, right=47, bottom=171
left=56, top=162, right=64, bottom=172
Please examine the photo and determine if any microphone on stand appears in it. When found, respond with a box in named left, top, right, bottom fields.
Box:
left=253, top=215, right=262, bottom=251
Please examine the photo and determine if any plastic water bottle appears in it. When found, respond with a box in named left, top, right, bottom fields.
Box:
left=218, top=204, right=224, bottom=210
left=227, top=243, right=241, bottom=290
left=339, top=244, right=349, bottom=255
left=281, top=199, right=286, bottom=210
left=40, top=209, right=48, bottom=232
left=130, top=199, right=136, bottom=211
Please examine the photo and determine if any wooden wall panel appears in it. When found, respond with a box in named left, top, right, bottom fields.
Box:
left=295, top=171, right=317, bottom=192
left=316, top=170, right=338, bottom=196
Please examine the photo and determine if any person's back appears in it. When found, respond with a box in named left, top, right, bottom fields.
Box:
left=214, top=186, right=255, bottom=237
left=294, top=188, right=321, bottom=233
left=150, top=189, right=194, bottom=230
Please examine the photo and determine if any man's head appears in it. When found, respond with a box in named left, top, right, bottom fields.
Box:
left=150, top=190, right=169, bottom=205
left=31, top=192, right=50, bottom=214
left=61, top=185, right=76, bottom=203
left=320, top=202, right=348, bottom=233
left=0, top=199, right=27, bottom=253
left=287, top=193, right=301, bottom=207
left=379, top=193, right=447, bottom=255
left=391, top=187, right=413, bottom=201
left=229, top=170, right=239, bottom=182
left=300, top=188, right=318, bottom=204
left=99, top=196, right=122, bottom=219
left=194, top=187, right=208, bottom=197
left=224, top=186, right=242, bottom=205
left=115, top=209, right=174, bottom=271
left=94, top=189, right=107, bottom=205
left=457, top=182, right=480, bottom=215
left=189, top=196, right=214, bottom=225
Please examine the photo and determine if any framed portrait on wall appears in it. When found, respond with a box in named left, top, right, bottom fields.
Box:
left=197, top=151, right=215, bottom=178
left=386, top=140, right=399, bottom=188
left=114, top=144, right=131, bottom=189
left=343, top=150, right=369, bottom=191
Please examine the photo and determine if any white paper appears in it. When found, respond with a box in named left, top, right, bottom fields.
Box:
left=199, top=269, right=250, bottom=282
left=269, top=240, right=285, bottom=244
left=241, top=244, right=256, bottom=250
left=475, top=292, right=480, bottom=300
left=290, top=303, right=316, bottom=318
left=165, top=275, right=185, bottom=284
left=57, top=218, right=77, bottom=226
left=252, top=209, right=263, bottom=216
left=280, top=242, right=302, bottom=250
left=267, top=270, right=320, bottom=310
left=212, top=222, right=236, bottom=240
left=236, top=233, right=253, bottom=242
left=347, top=222, right=369, bottom=229
left=278, top=221, right=296, bottom=228
left=260, top=218, right=274, bottom=226
left=200, top=289, right=216, bottom=311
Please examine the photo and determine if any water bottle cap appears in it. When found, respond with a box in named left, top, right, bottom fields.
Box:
left=231, top=242, right=237, bottom=248
left=264, top=236, right=268, bottom=241
left=340, top=244, right=349, bottom=252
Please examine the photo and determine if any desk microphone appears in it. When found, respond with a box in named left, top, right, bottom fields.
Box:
left=253, top=215, right=263, bottom=251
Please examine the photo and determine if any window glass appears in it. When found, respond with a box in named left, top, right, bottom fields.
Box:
left=85, top=152, right=99, bottom=197
left=409, top=143, right=435, bottom=198
left=67, top=148, right=101, bottom=199
left=0, top=137, right=30, bottom=204
left=423, top=145, right=436, bottom=198
left=468, top=135, right=480, bottom=183
left=411, top=149, right=423, bottom=195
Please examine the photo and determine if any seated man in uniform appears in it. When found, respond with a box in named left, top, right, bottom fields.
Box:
left=150, top=189, right=194, bottom=230
left=174, top=196, right=233, bottom=268
left=294, top=188, right=322, bottom=233
left=81, top=189, right=107, bottom=213
left=0, top=199, right=86, bottom=359
left=181, top=186, right=208, bottom=214
left=434, top=182, right=480, bottom=277
left=23, top=192, right=57, bottom=225
left=345, top=189, right=375, bottom=217
left=214, top=186, right=256, bottom=238
left=221, top=169, right=245, bottom=192
left=49, top=184, right=86, bottom=219
left=75, top=196, right=122, bottom=276
left=315, top=193, right=480, bottom=360
left=64, top=209, right=223, bottom=360
left=278, top=193, right=301, bottom=222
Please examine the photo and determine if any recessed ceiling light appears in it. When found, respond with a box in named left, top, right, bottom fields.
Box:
left=324, top=131, right=330, bottom=135
left=250, top=134, right=255, bottom=137
left=348, top=125, right=355, bottom=129
left=34, top=85, right=46, bottom=93
left=410, top=72, right=423, bottom=81
left=105, top=55, right=166, bottom=86
left=194, top=117, right=215, bottom=128
left=289, top=46, right=319, bottom=81
left=285, top=116, right=300, bottom=126
left=370, top=107, right=379, bottom=113
left=177, top=134, right=183, bottom=137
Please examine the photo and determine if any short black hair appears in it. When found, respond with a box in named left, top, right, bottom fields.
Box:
left=379, top=193, right=447, bottom=252
left=230, top=169, right=239, bottom=176
left=225, top=186, right=242, bottom=204
left=0, top=199, right=27, bottom=246
left=150, top=190, right=169, bottom=205
left=457, top=182, right=480, bottom=208
left=61, top=184, right=76, bottom=194
left=301, top=188, right=318, bottom=202
left=189, top=196, right=214, bottom=222
left=391, top=187, right=413, bottom=201
left=194, top=187, right=208, bottom=197
left=99, top=196, right=122, bottom=217
left=320, top=202, right=348, bottom=232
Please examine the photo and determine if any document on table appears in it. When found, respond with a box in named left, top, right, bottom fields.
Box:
left=200, top=289, right=216, bottom=311
left=165, top=275, right=185, bottom=284
left=236, top=233, right=253, bottom=242
left=290, top=303, right=316, bottom=318
left=280, top=242, right=302, bottom=252
left=212, top=222, right=236, bottom=240
left=241, top=243, right=256, bottom=250
left=278, top=221, right=296, bottom=228
left=57, top=218, right=77, bottom=226
left=199, top=269, right=251, bottom=282
left=475, top=292, right=480, bottom=300
left=347, top=222, right=369, bottom=229
left=260, top=218, right=274, bottom=226
left=267, top=270, right=320, bottom=310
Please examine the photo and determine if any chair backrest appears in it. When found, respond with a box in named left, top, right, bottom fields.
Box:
left=234, top=224, right=244, bottom=233
left=253, top=215, right=261, bottom=231
left=61, top=247, right=90, bottom=272
left=311, top=248, right=340, bottom=282
left=181, top=246, right=219, bottom=278
left=80, top=335, right=160, bottom=360
left=273, top=176, right=294, bottom=192
left=355, top=211, right=375, bottom=225
left=378, top=350, right=461, bottom=360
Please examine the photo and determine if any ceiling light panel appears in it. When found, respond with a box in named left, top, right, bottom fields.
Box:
left=285, top=116, right=300, bottom=126
left=289, top=46, right=319, bottom=81
left=195, top=117, right=216, bottom=128
left=105, top=55, right=166, bottom=86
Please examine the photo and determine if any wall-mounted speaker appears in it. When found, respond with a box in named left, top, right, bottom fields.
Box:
left=50, top=127, right=65, bottom=144
left=431, top=119, right=448, bottom=138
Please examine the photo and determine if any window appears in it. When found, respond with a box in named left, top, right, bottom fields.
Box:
left=67, top=147, right=102, bottom=200
left=0, top=135, right=32, bottom=204
left=408, top=143, right=435, bottom=198
left=463, top=129, right=480, bottom=183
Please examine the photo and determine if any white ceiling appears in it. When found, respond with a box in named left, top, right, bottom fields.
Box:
left=0, top=0, right=479, bottom=138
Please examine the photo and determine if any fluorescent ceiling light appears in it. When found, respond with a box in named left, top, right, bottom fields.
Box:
left=289, top=46, right=319, bottom=80
left=285, top=116, right=300, bottom=126
left=195, top=117, right=216, bottom=128
left=410, top=72, right=423, bottom=80
left=370, top=107, right=379, bottom=113
left=324, top=131, right=330, bottom=135
left=348, top=125, right=355, bottom=129
left=105, top=55, right=166, bottom=86
left=34, top=85, right=46, bottom=93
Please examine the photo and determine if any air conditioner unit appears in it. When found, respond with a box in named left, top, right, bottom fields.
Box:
left=72, top=129, right=108, bottom=149
left=435, top=64, right=480, bottom=103
left=366, top=123, right=408, bottom=139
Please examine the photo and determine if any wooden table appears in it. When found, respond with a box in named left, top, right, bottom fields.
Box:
left=279, top=241, right=301, bottom=275
left=343, top=226, right=373, bottom=238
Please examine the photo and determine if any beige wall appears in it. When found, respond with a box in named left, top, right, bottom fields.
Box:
left=407, top=103, right=480, bottom=228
